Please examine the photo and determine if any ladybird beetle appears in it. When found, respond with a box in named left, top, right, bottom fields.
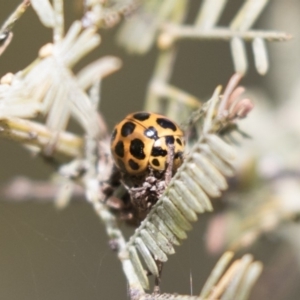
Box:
left=110, top=112, right=185, bottom=175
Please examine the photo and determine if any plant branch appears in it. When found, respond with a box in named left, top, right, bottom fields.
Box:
left=161, top=24, right=292, bottom=44
left=0, top=117, right=83, bottom=157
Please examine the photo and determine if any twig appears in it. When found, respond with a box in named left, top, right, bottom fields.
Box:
left=0, top=0, right=30, bottom=35
left=0, top=177, right=84, bottom=202
left=0, top=0, right=30, bottom=55
left=0, top=117, right=83, bottom=157
left=162, top=24, right=292, bottom=43
left=83, top=136, right=145, bottom=298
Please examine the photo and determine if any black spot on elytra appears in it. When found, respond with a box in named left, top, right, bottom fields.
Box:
left=174, top=151, right=183, bottom=159
left=152, top=158, right=160, bottom=167
left=176, top=138, right=182, bottom=146
left=151, top=147, right=167, bottom=157
left=115, top=141, right=124, bottom=157
left=133, top=112, right=150, bottom=121
left=165, top=136, right=175, bottom=144
left=144, top=126, right=158, bottom=140
left=128, top=159, right=139, bottom=170
left=121, top=122, right=136, bottom=137
left=130, top=139, right=146, bottom=160
left=111, top=128, right=117, bottom=142
left=156, top=118, right=177, bottom=131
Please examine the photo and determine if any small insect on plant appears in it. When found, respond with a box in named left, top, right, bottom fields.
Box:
left=109, top=112, right=185, bottom=223
left=0, top=1, right=294, bottom=299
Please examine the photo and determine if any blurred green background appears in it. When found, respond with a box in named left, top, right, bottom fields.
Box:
left=0, top=1, right=299, bottom=299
